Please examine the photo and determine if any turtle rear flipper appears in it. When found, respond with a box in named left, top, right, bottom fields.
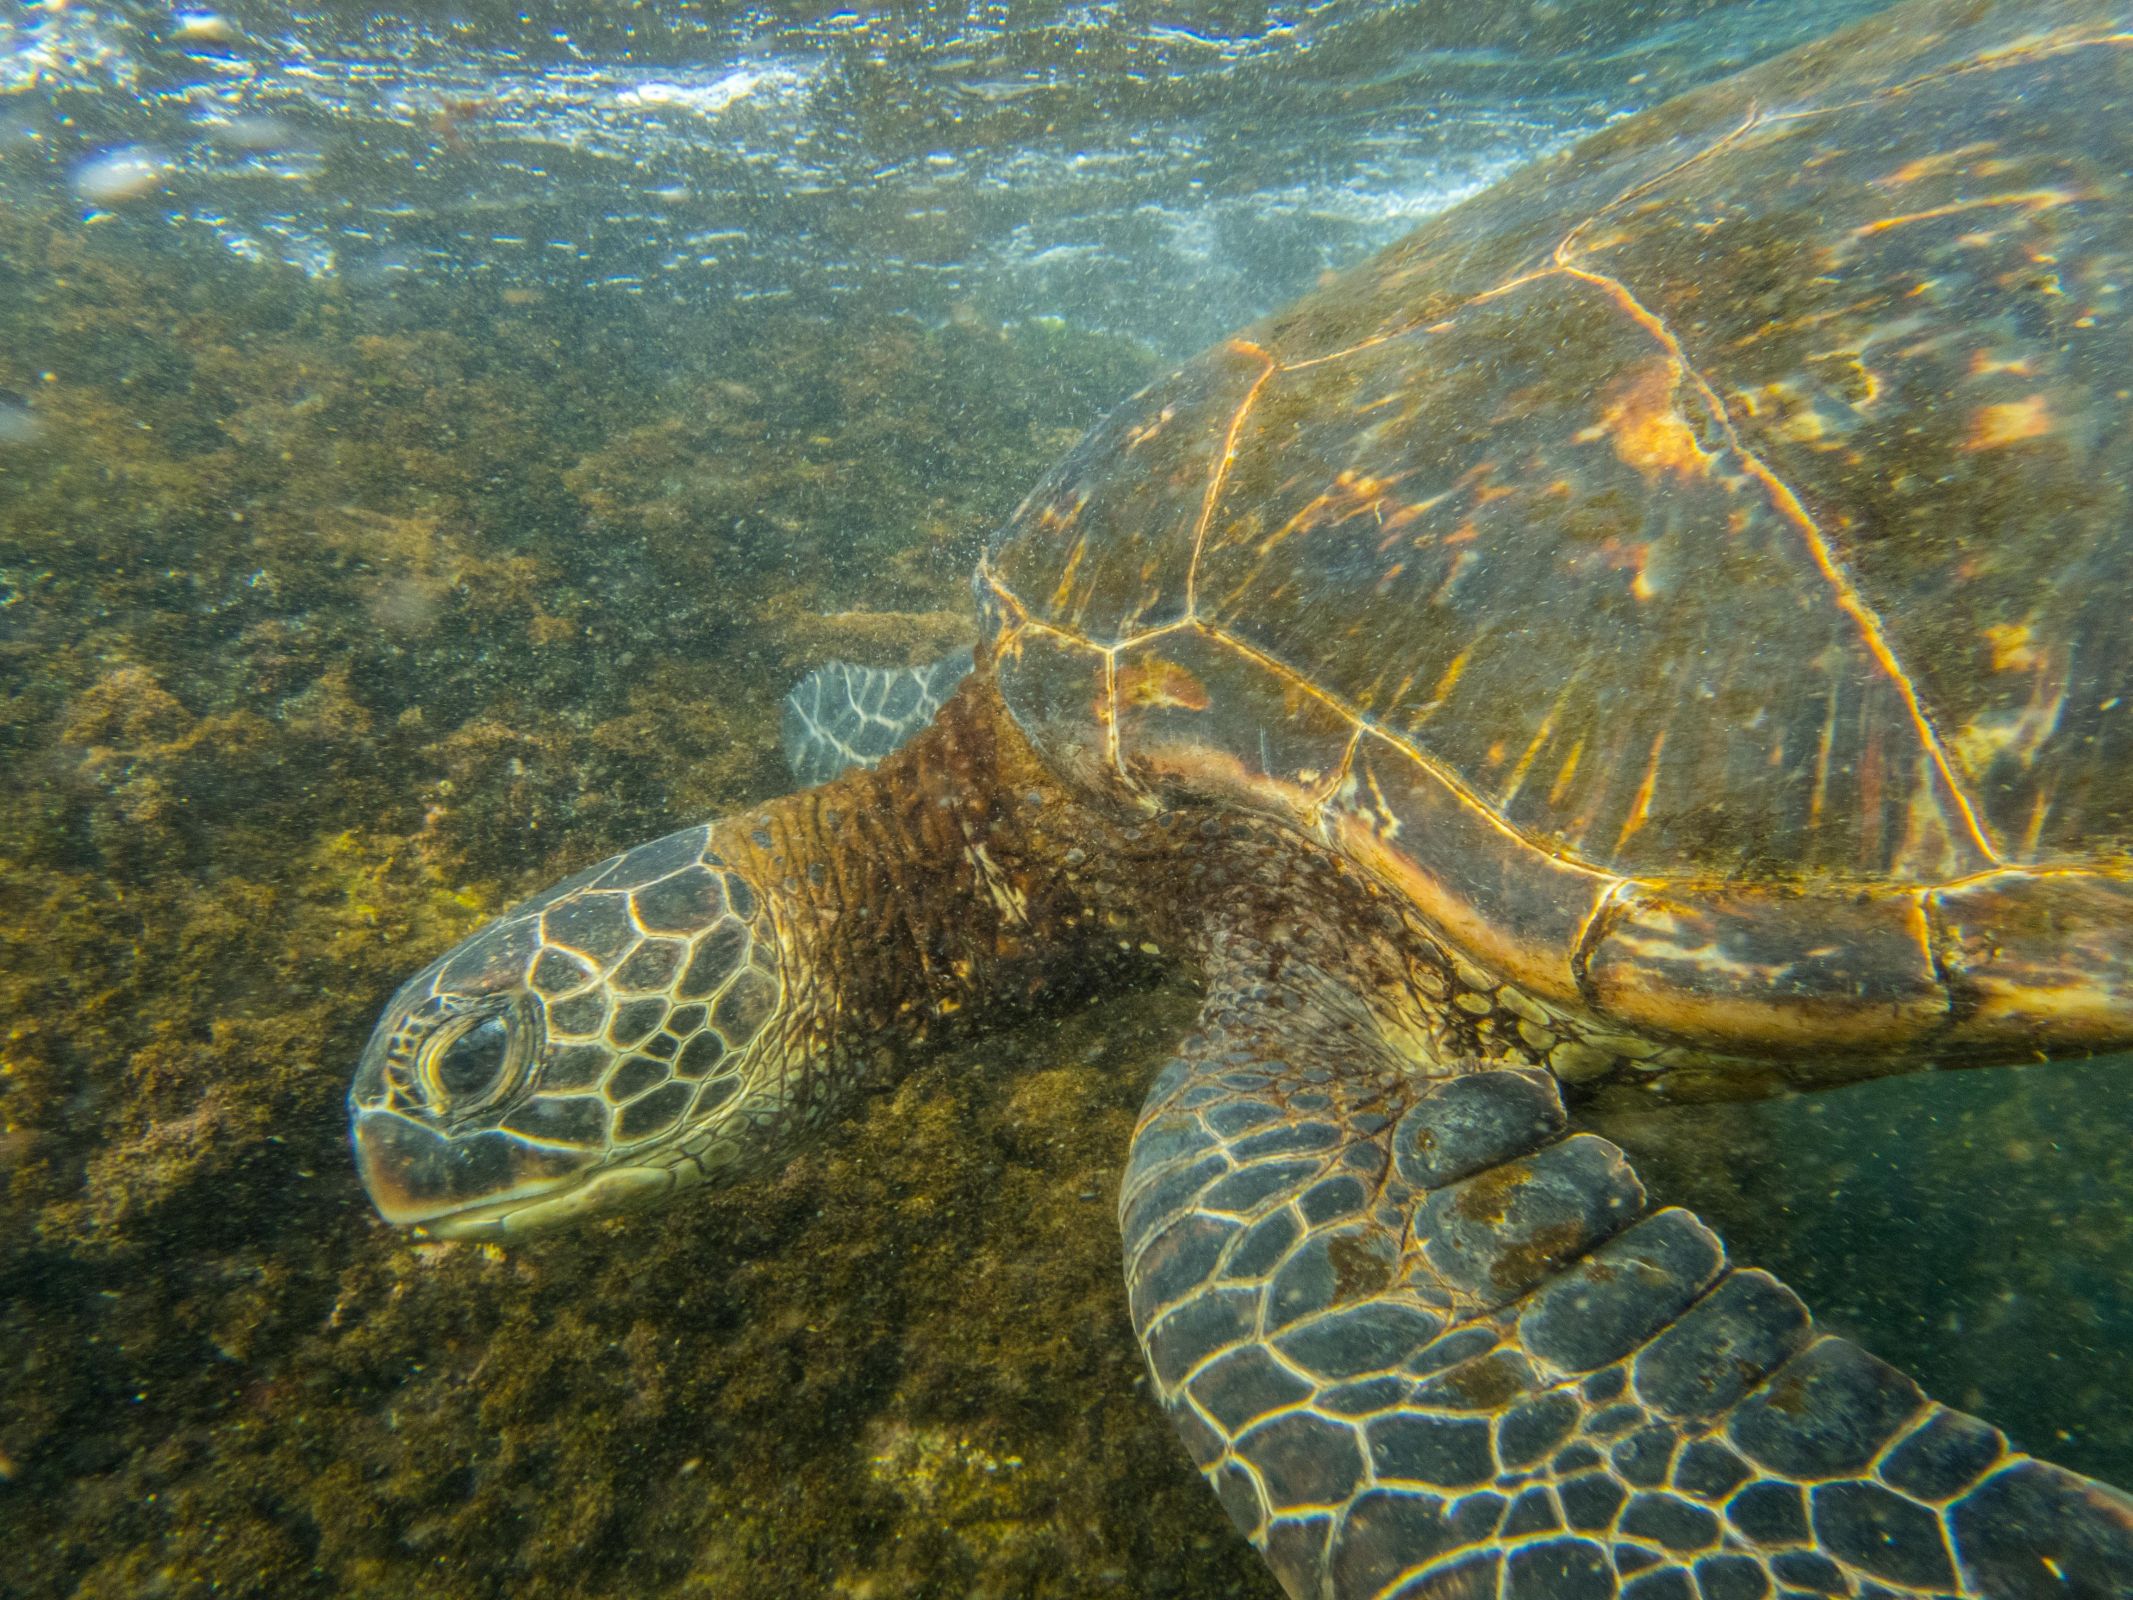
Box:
left=781, top=649, right=974, bottom=784
left=1123, top=958, right=2133, bottom=1598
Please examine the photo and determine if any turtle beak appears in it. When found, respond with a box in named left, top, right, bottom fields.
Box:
left=350, top=1108, right=674, bottom=1237
left=350, top=1108, right=593, bottom=1231
left=350, top=1109, right=453, bottom=1227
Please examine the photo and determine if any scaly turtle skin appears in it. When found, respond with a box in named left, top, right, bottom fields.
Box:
left=349, top=1, right=2133, bottom=1593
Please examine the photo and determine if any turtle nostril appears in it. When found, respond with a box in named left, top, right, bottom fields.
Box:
left=428, top=1016, right=513, bottom=1109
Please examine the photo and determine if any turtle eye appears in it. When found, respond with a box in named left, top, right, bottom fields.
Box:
left=420, top=1014, right=520, bottom=1115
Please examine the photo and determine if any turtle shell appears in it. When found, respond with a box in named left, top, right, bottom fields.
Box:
left=979, top=0, right=2133, bottom=1064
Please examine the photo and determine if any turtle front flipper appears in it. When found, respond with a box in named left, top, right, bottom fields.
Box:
left=1123, top=997, right=2133, bottom=1597
left=781, top=649, right=974, bottom=784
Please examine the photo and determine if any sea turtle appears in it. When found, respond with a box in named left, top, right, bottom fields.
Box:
left=349, top=0, right=2133, bottom=1592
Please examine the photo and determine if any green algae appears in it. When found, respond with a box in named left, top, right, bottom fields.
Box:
left=1, top=181, right=2131, bottom=1600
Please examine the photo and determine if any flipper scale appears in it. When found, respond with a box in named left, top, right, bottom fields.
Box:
left=781, top=649, right=974, bottom=784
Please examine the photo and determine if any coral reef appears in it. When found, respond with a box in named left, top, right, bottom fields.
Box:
left=0, top=178, right=2127, bottom=1600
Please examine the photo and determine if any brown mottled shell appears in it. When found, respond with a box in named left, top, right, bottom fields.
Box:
left=979, top=0, right=2133, bottom=1063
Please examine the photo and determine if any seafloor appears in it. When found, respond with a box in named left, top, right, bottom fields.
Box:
left=0, top=197, right=2128, bottom=1599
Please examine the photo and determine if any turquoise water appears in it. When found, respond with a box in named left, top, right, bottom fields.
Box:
left=2, top=2, right=2129, bottom=1595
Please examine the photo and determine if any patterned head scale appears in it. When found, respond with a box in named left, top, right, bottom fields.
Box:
left=347, top=825, right=786, bottom=1236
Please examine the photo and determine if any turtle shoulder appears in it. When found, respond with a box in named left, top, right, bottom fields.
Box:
left=981, top=0, right=2133, bottom=1062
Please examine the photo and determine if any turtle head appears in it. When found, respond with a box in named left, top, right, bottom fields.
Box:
left=348, top=823, right=794, bottom=1239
